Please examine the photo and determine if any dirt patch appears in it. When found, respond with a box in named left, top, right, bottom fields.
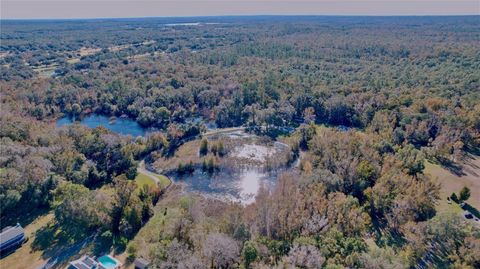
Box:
left=79, top=47, right=102, bottom=56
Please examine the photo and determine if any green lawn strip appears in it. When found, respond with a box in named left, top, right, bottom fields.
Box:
left=135, top=173, right=156, bottom=189
left=155, top=174, right=171, bottom=189
left=135, top=171, right=171, bottom=190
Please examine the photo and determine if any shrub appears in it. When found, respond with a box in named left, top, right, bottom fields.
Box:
left=242, top=241, right=258, bottom=269
left=126, top=241, right=138, bottom=262
left=450, top=192, right=459, bottom=203
left=459, top=186, right=471, bottom=202
left=199, top=139, right=208, bottom=156
left=100, top=230, right=113, bottom=246
left=114, top=236, right=128, bottom=251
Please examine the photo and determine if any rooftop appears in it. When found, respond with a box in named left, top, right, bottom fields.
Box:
left=69, top=255, right=98, bottom=269
left=0, top=223, right=25, bottom=247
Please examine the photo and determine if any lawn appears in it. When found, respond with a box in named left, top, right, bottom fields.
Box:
left=135, top=171, right=170, bottom=189
left=425, top=154, right=480, bottom=210
left=155, top=174, right=171, bottom=189
left=135, top=173, right=156, bottom=189
left=0, top=214, right=53, bottom=269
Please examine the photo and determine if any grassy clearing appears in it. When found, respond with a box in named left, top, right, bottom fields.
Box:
left=32, top=64, right=58, bottom=78
left=135, top=173, right=156, bottom=189
left=425, top=155, right=480, bottom=210
left=155, top=174, right=170, bottom=189
left=0, top=214, right=53, bottom=269
left=153, top=139, right=203, bottom=172
left=66, top=58, right=80, bottom=64
left=135, top=171, right=170, bottom=189
left=152, top=134, right=269, bottom=173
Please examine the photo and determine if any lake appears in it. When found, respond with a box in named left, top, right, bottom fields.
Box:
left=56, top=114, right=147, bottom=137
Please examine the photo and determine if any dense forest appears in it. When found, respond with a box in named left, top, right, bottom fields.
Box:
left=1, top=16, right=479, bottom=269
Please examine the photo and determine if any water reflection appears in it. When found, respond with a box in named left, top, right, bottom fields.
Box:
left=56, top=114, right=148, bottom=137
left=170, top=167, right=277, bottom=204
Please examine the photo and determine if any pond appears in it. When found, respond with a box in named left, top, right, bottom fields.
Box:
left=171, top=167, right=282, bottom=205
left=56, top=114, right=147, bottom=137
left=168, top=135, right=298, bottom=204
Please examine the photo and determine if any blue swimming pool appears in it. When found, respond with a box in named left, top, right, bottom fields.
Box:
left=98, top=255, right=120, bottom=269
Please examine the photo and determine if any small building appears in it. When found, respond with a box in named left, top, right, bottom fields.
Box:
left=134, top=257, right=150, bottom=269
left=0, top=223, right=26, bottom=252
left=69, top=255, right=98, bottom=269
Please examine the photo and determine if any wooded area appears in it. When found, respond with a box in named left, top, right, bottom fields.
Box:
left=1, top=16, right=479, bottom=268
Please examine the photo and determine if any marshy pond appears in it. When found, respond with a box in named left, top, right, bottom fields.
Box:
left=165, top=132, right=299, bottom=204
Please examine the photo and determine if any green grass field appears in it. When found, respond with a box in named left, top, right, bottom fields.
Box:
left=135, top=172, right=170, bottom=189
left=135, top=173, right=156, bottom=188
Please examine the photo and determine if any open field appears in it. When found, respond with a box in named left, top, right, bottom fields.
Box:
left=135, top=173, right=157, bottom=188
left=0, top=214, right=52, bottom=269
left=425, top=155, right=480, bottom=209
left=31, top=64, right=58, bottom=78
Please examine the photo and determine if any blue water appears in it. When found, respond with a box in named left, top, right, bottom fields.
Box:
left=56, top=114, right=146, bottom=137
left=98, top=255, right=118, bottom=269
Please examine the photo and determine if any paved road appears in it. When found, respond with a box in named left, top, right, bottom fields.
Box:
left=203, top=127, right=245, bottom=137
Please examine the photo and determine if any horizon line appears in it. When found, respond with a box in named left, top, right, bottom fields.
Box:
left=2, top=14, right=479, bottom=21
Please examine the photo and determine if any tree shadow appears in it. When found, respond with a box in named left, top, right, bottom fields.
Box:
left=0, top=240, right=27, bottom=259
left=370, top=217, right=406, bottom=248
left=0, top=206, right=49, bottom=229
left=464, top=203, right=480, bottom=218
left=31, top=223, right=69, bottom=259
left=465, top=144, right=480, bottom=156
left=92, top=236, right=112, bottom=257
left=430, top=156, right=466, bottom=177
left=461, top=153, right=480, bottom=177
left=31, top=223, right=87, bottom=261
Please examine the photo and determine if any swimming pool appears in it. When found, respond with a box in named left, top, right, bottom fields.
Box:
left=98, top=255, right=121, bottom=269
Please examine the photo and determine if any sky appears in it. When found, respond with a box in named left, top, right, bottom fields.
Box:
left=1, top=0, right=479, bottom=19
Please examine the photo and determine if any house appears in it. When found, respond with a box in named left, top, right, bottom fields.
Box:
left=134, top=257, right=150, bottom=269
left=0, top=223, right=26, bottom=252
left=69, top=255, right=98, bottom=269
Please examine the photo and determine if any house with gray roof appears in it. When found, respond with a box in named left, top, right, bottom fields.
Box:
left=0, top=223, right=26, bottom=252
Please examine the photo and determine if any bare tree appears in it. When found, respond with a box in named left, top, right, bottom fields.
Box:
left=202, top=233, right=240, bottom=269
left=285, top=243, right=325, bottom=269
left=158, top=239, right=205, bottom=269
